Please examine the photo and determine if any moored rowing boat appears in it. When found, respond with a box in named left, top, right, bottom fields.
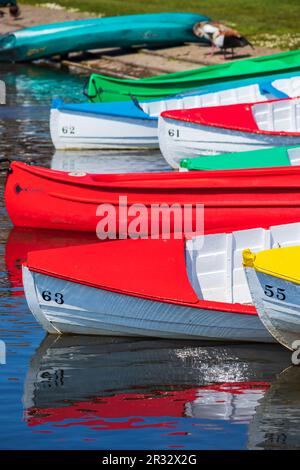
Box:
left=51, top=74, right=300, bottom=150
left=22, top=222, right=300, bottom=340
left=159, top=96, right=300, bottom=168
left=244, top=246, right=300, bottom=351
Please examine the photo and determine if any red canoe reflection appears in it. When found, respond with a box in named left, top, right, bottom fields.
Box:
left=25, top=382, right=269, bottom=430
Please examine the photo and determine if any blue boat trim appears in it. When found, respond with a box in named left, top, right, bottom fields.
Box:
left=258, top=81, right=289, bottom=99
left=52, top=98, right=156, bottom=121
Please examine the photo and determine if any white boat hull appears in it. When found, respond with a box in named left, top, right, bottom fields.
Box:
left=22, top=266, right=272, bottom=342
left=50, top=108, right=158, bottom=150
left=245, top=268, right=300, bottom=351
left=50, top=77, right=300, bottom=152
left=158, top=116, right=300, bottom=169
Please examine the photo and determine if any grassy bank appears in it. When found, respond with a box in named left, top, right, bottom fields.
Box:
left=23, top=0, right=300, bottom=49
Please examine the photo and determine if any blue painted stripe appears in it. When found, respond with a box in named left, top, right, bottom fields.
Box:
left=52, top=98, right=156, bottom=121
left=259, top=81, right=289, bottom=98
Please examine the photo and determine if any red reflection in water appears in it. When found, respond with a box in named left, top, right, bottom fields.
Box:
left=25, top=382, right=269, bottom=431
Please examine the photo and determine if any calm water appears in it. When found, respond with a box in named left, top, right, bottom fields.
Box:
left=0, top=64, right=299, bottom=450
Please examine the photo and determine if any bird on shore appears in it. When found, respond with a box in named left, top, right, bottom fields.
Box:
left=194, top=21, right=253, bottom=57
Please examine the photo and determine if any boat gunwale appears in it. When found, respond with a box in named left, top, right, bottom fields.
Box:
left=161, top=96, right=300, bottom=137
left=24, top=263, right=257, bottom=316
left=10, top=161, right=300, bottom=190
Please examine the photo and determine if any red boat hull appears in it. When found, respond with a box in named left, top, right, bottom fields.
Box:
left=5, top=161, right=300, bottom=234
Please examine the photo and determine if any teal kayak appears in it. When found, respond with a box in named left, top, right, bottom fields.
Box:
left=88, top=49, right=300, bottom=102
left=0, top=12, right=210, bottom=62
left=180, top=146, right=300, bottom=171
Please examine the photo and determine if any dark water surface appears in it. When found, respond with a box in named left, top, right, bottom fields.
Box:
left=0, top=64, right=299, bottom=450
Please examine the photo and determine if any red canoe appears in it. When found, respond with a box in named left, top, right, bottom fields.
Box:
left=5, top=160, right=300, bottom=235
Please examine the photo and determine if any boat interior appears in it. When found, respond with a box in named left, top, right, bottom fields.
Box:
left=141, top=77, right=300, bottom=117
left=272, top=76, right=300, bottom=97
left=185, top=222, right=300, bottom=305
left=287, top=146, right=300, bottom=165
left=253, top=96, right=300, bottom=132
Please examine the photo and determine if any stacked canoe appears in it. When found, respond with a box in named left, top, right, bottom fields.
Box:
left=0, top=12, right=210, bottom=62
left=87, top=49, right=300, bottom=102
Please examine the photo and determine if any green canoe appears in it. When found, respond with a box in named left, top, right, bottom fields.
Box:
left=180, top=146, right=300, bottom=171
left=87, top=49, right=300, bottom=102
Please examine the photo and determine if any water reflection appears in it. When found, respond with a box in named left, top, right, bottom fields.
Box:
left=51, top=150, right=168, bottom=174
left=2, top=63, right=87, bottom=106
left=22, top=334, right=290, bottom=449
left=248, top=367, right=300, bottom=449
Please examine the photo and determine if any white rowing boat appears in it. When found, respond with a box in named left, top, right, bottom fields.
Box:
left=22, top=222, right=300, bottom=341
left=159, top=94, right=300, bottom=169
left=50, top=74, right=300, bottom=150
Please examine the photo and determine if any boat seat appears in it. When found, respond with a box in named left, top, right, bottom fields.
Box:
left=273, top=77, right=300, bottom=98
left=141, top=83, right=270, bottom=117
left=142, top=76, right=300, bottom=118
left=252, top=97, right=300, bottom=132
left=186, top=222, right=300, bottom=304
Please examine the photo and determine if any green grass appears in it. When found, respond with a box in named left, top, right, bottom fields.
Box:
left=22, top=0, right=300, bottom=49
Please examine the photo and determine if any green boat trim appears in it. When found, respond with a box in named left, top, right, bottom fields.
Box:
left=87, top=49, right=300, bottom=103
left=144, top=49, right=300, bottom=83
left=180, top=146, right=300, bottom=171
